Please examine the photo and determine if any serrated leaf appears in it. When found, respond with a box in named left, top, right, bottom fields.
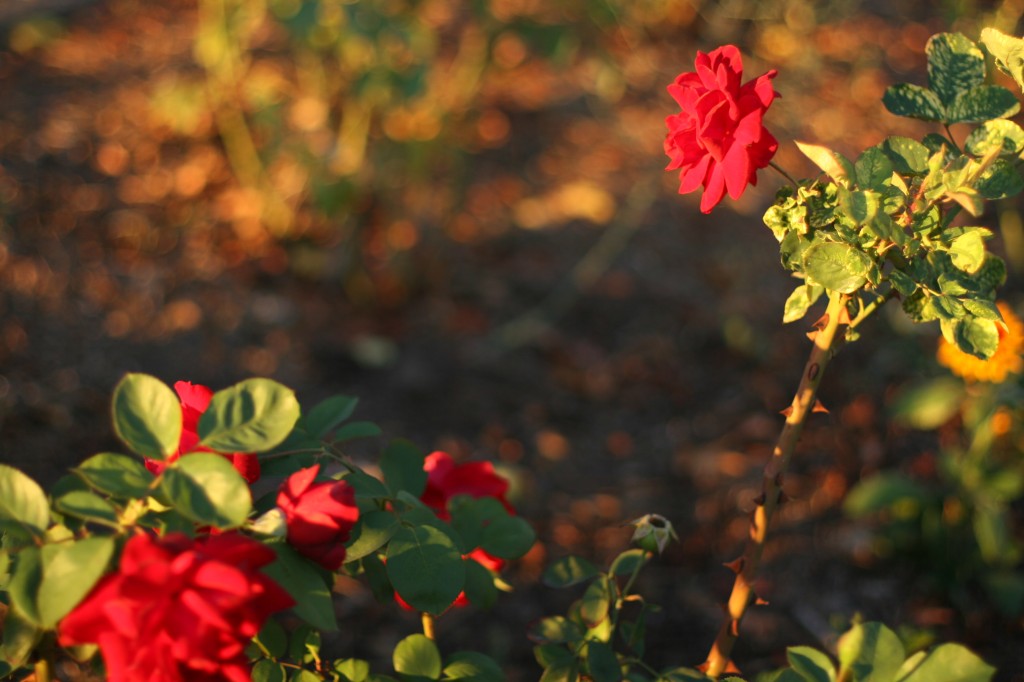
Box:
left=881, top=136, right=930, bottom=174
left=883, top=83, right=946, bottom=121
left=927, top=33, right=985, bottom=107
left=543, top=555, right=599, bottom=587
left=387, top=524, right=465, bottom=615
left=198, top=378, right=300, bottom=453
left=796, top=141, right=855, bottom=184
left=263, top=543, right=338, bottom=631
left=947, top=85, right=1020, bottom=123
left=802, top=242, right=873, bottom=293
left=159, top=453, right=252, bottom=529
left=787, top=646, right=836, bottom=682
left=981, top=27, right=1024, bottom=92
left=0, top=465, right=50, bottom=536
left=837, top=622, right=905, bottom=682
left=111, top=374, right=182, bottom=460
left=899, top=643, right=995, bottom=682
left=855, top=147, right=894, bottom=191
left=74, top=453, right=155, bottom=499
left=889, top=270, right=916, bottom=296
left=394, top=634, right=442, bottom=680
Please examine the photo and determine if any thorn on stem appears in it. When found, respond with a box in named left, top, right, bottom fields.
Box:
left=723, top=557, right=745, bottom=574
left=755, top=596, right=769, bottom=606
left=812, top=399, right=829, bottom=413
left=812, top=313, right=830, bottom=330
left=779, top=405, right=794, bottom=418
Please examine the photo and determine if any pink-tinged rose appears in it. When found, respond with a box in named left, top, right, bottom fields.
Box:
left=420, top=451, right=513, bottom=521
left=664, top=45, right=779, bottom=213
left=58, top=532, right=293, bottom=682
left=145, top=381, right=261, bottom=484
left=277, top=464, right=359, bottom=571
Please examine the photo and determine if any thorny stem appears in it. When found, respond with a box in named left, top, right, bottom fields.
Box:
left=702, top=293, right=849, bottom=677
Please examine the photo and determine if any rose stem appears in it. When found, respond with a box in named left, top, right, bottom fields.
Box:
left=422, top=612, right=436, bottom=640
left=702, top=292, right=847, bottom=676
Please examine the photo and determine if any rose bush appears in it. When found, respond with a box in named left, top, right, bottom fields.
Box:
left=664, top=44, right=778, bottom=213
left=144, top=381, right=261, bottom=484
left=276, top=464, right=359, bottom=571
left=58, top=532, right=293, bottom=682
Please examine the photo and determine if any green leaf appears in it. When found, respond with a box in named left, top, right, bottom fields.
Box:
left=586, top=641, right=621, bottom=682
left=334, top=420, right=384, bottom=443
left=527, top=616, right=585, bottom=645
left=838, top=187, right=880, bottom=225
left=198, top=378, right=300, bottom=453
left=252, top=660, right=287, bottom=682
left=539, top=661, right=578, bottom=682
left=802, top=243, right=873, bottom=294
left=387, top=524, right=465, bottom=615
left=291, top=670, right=322, bottom=682
left=463, top=555, right=499, bottom=609
left=927, top=33, right=985, bottom=107
left=948, top=86, right=1020, bottom=123
left=0, top=607, right=42, bottom=669
left=53, top=491, right=119, bottom=527
left=303, top=394, right=359, bottom=440
left=899, top=643, right=995, bottom=682
left=787, top=646, right=836, bottom=682
left=543, top=555, right=599, bottom=587
left=335, top=659, right=372, bottom=682
left=111, top=374, right=182, bottom=460
left=954, top=316, right=1000, bottom=359
left=580, top=575, right=612, bottom=627
left=380, top=440, right=428, bottom=498
left=480, top=515, right=535, bottom=559
left=889, top=377, right=965, bottom=430
left=394, top=634, right=442, bottom=680
left=37, top=537, right=115, bottom=628
left=966, top=120, right=1024, bottom=158
left=344, top=468, right=392, bottom=501
left=948, top=231, right=987, bottom=274
left=7, top=547, right=42, bottom=626
left=976, top=159, right=1024, bottom=200
left=254, top=617, right=288, bottom=659
left=883, top=84, right=945, bottom=121
left=981, top=27, right=1024, bottom=92
left=855, top=147, right=894, bottom=191
left=889, top=269, right=916, bottom=296
left=837, top=622, right=905, bottom=682
left=159, top=453, right=252, bottom=529
left=882, top=137, right=930, bottom=174
left=0, top=464, right=50, bottom=536
left=263, top=543, right=338, bottom=631
left=442, top=651, right=505, bottom=682
left=782, top=283, right=825, bottom=324
left=795, top=141, right=855, bottom=184
left=74, top=453, right=155, bottom=499
left=844, top=474, right=930, bottom=519
left=345, top=510, right=400, bottom=563
left=609, top=548, right=648, bottom=576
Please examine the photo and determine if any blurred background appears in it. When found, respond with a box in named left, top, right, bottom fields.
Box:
left=2, top=0, right=1024, bottom=679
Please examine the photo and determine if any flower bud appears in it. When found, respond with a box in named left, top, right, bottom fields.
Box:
left=630, top=513, right=678, bottom=554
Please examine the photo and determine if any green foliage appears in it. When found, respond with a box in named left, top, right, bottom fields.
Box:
left=386, top=524, right=466, bottom=615
left=159, top=453, right=253, bottom=529
left=263, top=543, right=339, bottom=631
left=198, top=378, right=301, bottom=453
left=111, top=373, right=182, bottom=460
left=0, top=465, right=50, bottom=538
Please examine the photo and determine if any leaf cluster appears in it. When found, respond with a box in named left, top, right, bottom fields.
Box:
left=767, top=31, right=1024, bottom=360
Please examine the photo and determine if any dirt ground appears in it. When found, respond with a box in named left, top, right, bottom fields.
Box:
left=1, top=0, right=1023, bottom=679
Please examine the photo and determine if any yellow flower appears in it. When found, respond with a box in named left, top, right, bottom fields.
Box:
left=936, top=301, right=1024, bottom=383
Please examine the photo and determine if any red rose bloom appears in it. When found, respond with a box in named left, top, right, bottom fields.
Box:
left=58, top=532, right=293, bottom=682
left=664, top=45, right=779, bottom=213
left=277, top=464, right=359, bottom=571
left=145, top=381, right=261, bottom=484
left=421, top=451, right=513, bottom=521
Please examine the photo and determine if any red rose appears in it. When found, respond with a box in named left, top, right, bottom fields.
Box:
left=421, top=451, right=513, bottom=521
left=145, top=381, right=261, bottom=484
left=664, top=45, right=778, bottom=213
left=277, top=464, right=359, bottom=571
left=393, top=451, right=513, bottom=612
left=58, top=532, right=293, bottom=682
